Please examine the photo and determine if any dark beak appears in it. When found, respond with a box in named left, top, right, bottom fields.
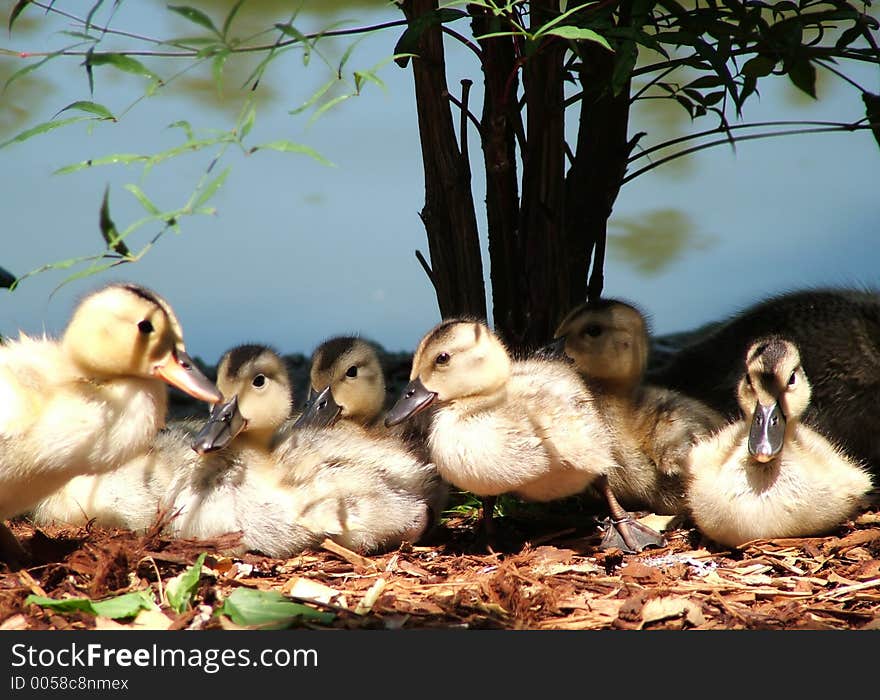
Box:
left=747, top=400, right=786, bottom=463
left=536, top=335, right=568, bottom=361
left=192, top=395, right=247, bottom=454
left=293, top=385, right=341, bottom=429
left=385, top=377, right=437, bottom=427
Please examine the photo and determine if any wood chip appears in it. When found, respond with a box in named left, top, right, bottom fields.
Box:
left=320, top=538, right=377, bottom=571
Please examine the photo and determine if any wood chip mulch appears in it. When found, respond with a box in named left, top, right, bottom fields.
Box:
left=2, top=502, right=879, bottom=631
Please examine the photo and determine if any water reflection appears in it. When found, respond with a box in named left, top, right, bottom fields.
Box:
left=608, top=209, right=716, bottom=275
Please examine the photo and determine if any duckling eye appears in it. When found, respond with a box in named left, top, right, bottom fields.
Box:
left=583, top=324, right=602, bottom=338
left=346, top=365, right=358, bottom=378
left=252, top=374, right=266, bottom=388
left=435, top=352, right=450, bottom=366
left=137, top=320, right=154, bottom=334
left=788, top=372, right=797, bottom=387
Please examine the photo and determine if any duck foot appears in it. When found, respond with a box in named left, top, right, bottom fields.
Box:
left=0, top=522, right=28, bottom=570
left=598, top=515, right=666, bottom=554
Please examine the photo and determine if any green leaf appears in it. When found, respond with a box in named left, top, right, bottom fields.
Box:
left=24, top=591, right=155, bottom=620
left=167, top=5, right=220, bottom=37
left=124, top=184, right=161, bottom=216
left=8, top=0, right=33, bottom=33
left=53, top=100, right=116, bottom=121
left=239, top=106, right=256, bottom=140
left=788, top=58, right=816, bottom=99
left=252, top=140, right=333, bottom=166
left=0, top=266, right=16, bottom=288
left=192, top=167, right=230, bottom=210
left=741, top=55, right=776, bottom=79
left=212, top=50, right=230, bottom=96
left=217, top=588, right=335, bottom=630
left=85, top=53, right=163, bottom=84
left=4, top=53, right=60, bottom=93
left=543, top=26, right=612, bottom=51
left=0, top=116, right=89, bottom=150
left=165, top=553, right=206, bottom=614
left=53, top=153, right=149, bottom=175
left=91, top=591, right=155, bottom=619
left=862, top=91, right=880, bottom=150
left=100, top=187, right=131, bottom=257
left=221, top=0, right=246, bottom=39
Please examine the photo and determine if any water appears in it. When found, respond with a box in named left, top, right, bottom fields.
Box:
left=2, top=0, right=878, bottom=369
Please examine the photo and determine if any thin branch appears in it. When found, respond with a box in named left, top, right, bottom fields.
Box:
left=18, top=3, right=410, bottom=58
left=441, top=25, right=482, bottom=60
left=445, top=90, right=484, bottom=137
left=628, top=118, right=869, bottom=163
left=629, top=64, right=678, bottom=103
left=814, top=58, right=869, bottom=93
left=622, top=123, right=878, bottom=183
left=414, top=249, right=439, bottom=295
left=459, top=78, right=473, bottom=167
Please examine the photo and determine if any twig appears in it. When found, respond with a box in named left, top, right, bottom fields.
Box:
left=414, top=249, right=438, bottom=295
left=320, top=538, right=376, bottom=570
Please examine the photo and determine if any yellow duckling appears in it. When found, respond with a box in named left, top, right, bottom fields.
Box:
left=686, top=336, right=874, bottom=548
left=294, top=335, right=433, bottom=462
left=2, top=282, right=221, bottom=559
left=648, top=287, right=880, bottom=471
left=386, top=318, right=665, bottom=552
left=295, top=336, right=387, bottom=432
left=33, top=344, right=294, bottom=535
left=551, top=298, right=725, bottom=515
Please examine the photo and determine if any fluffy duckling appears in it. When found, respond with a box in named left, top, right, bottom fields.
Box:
left=33, top=344, right=295, bottom=536
left=295, top=336, right=387, bottom=431
left=386, top=318, right=665, bottom=552
left=1, top=283, right=221, bottom=559
left=686, top=336, right=874, bottom=548
left=179, top=344, right=447, bottom=556
left=550, top=298, right=726, bottom=515
left=648, top=287, right=880, bottom=471
left=294, top=335, right=433, bottom=462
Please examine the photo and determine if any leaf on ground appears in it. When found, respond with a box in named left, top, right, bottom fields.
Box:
left=217, top=588, right=335, bottom=629
left=25, top=591, right=156, bottom=620
left=165, top=552, right=207, bottom=613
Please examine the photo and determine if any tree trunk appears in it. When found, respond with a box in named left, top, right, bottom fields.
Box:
left=471, top=8, right=521, bottom=346
left=511, top=0, right=568, bottom=350
left=399, top=0, right=487, bottom=322
left=564, top=3, right=636, bottom=311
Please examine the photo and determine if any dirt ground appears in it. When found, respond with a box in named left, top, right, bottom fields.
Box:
left=2, top=493, right=879, bottom=631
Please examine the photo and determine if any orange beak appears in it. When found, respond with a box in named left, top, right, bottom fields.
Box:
left=153, top=348, right=222, bottom=404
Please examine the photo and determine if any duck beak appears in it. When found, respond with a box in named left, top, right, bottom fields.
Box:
left=385, top=377, right=436, bottom=427
left=748, top=400, right=786, bottom=463
left=536, top=335, right=568, bottom=360
left=154, top=348, right=223, bottom=404
left=293, top=385, right=341, bottom=429
left=192, top=395, right=247, bottom=454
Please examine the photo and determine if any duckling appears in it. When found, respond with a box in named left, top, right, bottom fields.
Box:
left=177, top=345, right=447, bottom=556
left=1, top=282, right=221, bottom=560
left=647, top=287, right=880, bottom=471
left=386, top=318, right=665, bottom=553
left=295, top=336, right=387, bottom=432
left=294, top=335, right=433, bottom=462
left=550, top=298, right=726, bottom=515
left=685, top=336, right=874, bottom=548
left=33, top=344, right=295, bottom=536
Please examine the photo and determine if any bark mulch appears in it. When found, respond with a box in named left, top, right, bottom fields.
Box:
left=2, top=496, right=879, bottom=632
